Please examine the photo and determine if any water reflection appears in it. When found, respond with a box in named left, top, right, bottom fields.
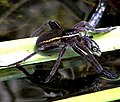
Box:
left=0, top=50, right=120, bottom=102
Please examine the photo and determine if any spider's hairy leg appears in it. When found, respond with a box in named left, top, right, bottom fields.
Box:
left=30, top=20, right=50, bottom=37
left=92, top=27, right=116, bottom=33
left=45, top=44, right=67, bottom=83
left=72, top=21, right=95, bottom=31
left=72, top=20, right=116, bottom=36
left=0, top=48, right=44, bottom=78
left=48, top=20, right=62, bottom=29
left=72, top=21, right=96, bottom=36
left=72, top=39, right=118, bottom=79
left=6, top=47, right=44, bottom=67
left=30, top=20, right=62, bottom=37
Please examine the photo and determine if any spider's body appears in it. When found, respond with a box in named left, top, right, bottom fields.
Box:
left=35, top=28, right=79, bottom=50
left=35, top=21, right=100, bottom=56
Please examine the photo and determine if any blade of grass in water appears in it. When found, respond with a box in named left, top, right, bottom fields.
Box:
left=54, top=87, right=120, bottom=102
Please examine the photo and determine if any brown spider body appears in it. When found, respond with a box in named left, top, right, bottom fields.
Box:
left=35, top=28, right=79, bottom=50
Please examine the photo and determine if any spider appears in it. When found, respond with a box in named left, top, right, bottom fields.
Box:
left=5, top=20, right=118, bottom=83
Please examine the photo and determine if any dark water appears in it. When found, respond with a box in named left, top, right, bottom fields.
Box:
left=1, top=50, right=120, bottom=102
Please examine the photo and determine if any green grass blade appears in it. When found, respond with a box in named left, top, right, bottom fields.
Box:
left=54, top=87, right=120, bottom=102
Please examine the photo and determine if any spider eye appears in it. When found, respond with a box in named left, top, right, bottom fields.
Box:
left=91, top=46, right=101, bottom=56
left=92, top=46, right=98, bottom=52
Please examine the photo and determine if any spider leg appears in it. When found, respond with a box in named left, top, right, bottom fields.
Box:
left=30, top=20, right=50, bottom=37
left=45, top=44, right=67, bottom=83
left=0, top=48, right=44, bottom=78
left=72, top=21, right=95, bottom=31
left=6, top=47, right=45, bottom=67
left=72, top=39, right=118, bottom=79
left=30, top=20, right=62, bottom=37
left=72, top=21, right=116, bottom=34
left=92, top=27, right=116, bottom=33
left=48, top=20, right=62, bottom=29
left=72, top=21, right=95, bottom=36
